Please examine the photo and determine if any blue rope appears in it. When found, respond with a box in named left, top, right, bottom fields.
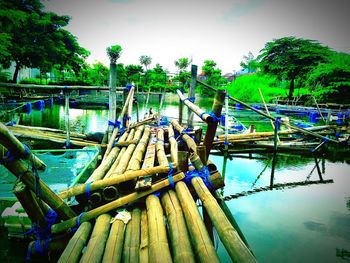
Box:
left=185, top=166, right=214, bottom=192
left=108, top=120, right=121, bottom=128
left=184, top=97, right=195, bottom=103
left=168, top=163, right=175, bottom=189
left=0, top=150, right=16, bottom=165
left=199, top=111, right=221, bottom=122
left=23, top=144, right=30, bottom=158
left=274, top=117, right=281, bottom=130
left=76, top=212, right=86, bottom=228
left=85, top=182, right=92, bottom=198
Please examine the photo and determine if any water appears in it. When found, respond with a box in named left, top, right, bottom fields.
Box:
left=1, top=93, right=350, bottom=262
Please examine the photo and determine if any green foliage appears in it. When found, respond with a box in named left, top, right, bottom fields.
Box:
left=240, top=51, right=259, bottom=73
left=227, top=73, right=309, bottom=103
left=106, top=45, right=122, bottom=64
left=82, top=62, right=109, bottom=86
left=174, top=58, right=191, bottom=71
left=139, top=55, right=152, bottom=71
left=307, top=52, right=350, bottom=102
left=201, top=60, right=228, bottom=88
left=258, top=36, right=331, bottom=99
left=19, top=78, right=44, bottom=85
left=0, top=0, right=89, bottom=82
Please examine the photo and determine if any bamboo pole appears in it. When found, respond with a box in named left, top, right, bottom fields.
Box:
left=58, top=164, right=175, bottom=200
left=189, top=154, right=256, bottom=263
left=146, top=195, right=172, bottom=263
left=196, top=79, right=339, bottom=143
left=168, top=125, right=178, bottom=166
left=139, top=209, right=149, bottom=263
left=127, top=116, right=155, bottom=131
left=123, top=208, right=141, bottom=263
left=65, top=92, right=71, bottom=147
left=13, top=181, right=48, bottom=229
left=125, top=90, right=134, bottom=127
left=170, top=119, right=197, bottom=153
left=135, top=136, right=156, bottom=191
left=102, top=211, right=129, bottom=263
left=0, top=122, right=46, bottom=170
left=1, top=145, right=76, bottom=219
left=176, top=90, right=213, bottom=123
left=187, top=65, right=197, bottom=128
left=203, top=89, right=226, bottom=160
left=58, top=222, right=92, bottom=263
left=175, top=181, right=220, bottom=263
left=258, top=88, right=280, bottom=143
left=104, top=130, right=134, bottom=179
left=161, top=190, right=195, bottom=263
left=79, top=214, right=112, bottom=263
left=51, top=173, right=185, bottom=234
left=126, top=127, right=151, bottom=172
left=103, top=87, right=135, bottom=160
left=107, top=63, right=117, bottom=141
left=156, top=128, right=168, bottom=167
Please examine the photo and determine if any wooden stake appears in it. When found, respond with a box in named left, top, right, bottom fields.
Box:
left=203, top=89, right=226, bottom=160
left=146, top=195, right=172, bottom=263
left=161, top=190, right=195, bottom=263
left=187, top=65, right=197, bottom=128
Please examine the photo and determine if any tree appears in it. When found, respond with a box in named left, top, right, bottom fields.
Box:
left=0, top=0, right=89, bottom=82
left=126, top=64, right=143, bottom=85
left=201, top=60, right=227, bottom=87
left=83, top=62, right=109, bottom=86
left=174, top=57, right=191, bottom=72
left=106, top=45, right=122, bottom=64
left=139, top=55, right=152, bottom=71
left=258, top=36, right=331, bottom=99
left=240, top=51, right=258, bottom=73
left=307, top=52, right=350, bottom=102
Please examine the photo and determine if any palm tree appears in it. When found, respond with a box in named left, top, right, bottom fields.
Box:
left=139, top=55, right=152, bottom=71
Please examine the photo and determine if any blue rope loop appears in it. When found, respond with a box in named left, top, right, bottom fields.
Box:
left=185, top=166, right=214, bottom=192
left=184, top=97, right=195, bottom=103
left=199, top=111, right=221, bottom=122
left=23, top=144, right=30, bottom=158
left=274, top=117, right=281, bottom=130
left=108, top=120, right=121, bottom=128
left=76, top=212, right=86, bottom=227
left=0, top=150, right=16, bottom=165
left=85, top=182, right=92, bottom=198
left=168, top=163, right=175, bottom=189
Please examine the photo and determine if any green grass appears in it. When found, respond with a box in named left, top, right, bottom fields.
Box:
left=227, top=73, right=309, bottom=103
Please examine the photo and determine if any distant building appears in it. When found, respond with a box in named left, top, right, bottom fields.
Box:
left=1, top=62, right=40, bottom=82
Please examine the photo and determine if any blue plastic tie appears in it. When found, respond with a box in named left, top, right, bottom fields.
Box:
left=23, top=144, right=30, bottom=158
left=274, top=117, right=281, bottom=130
left=184, top=97, right=195, bottom=103
left=168, top=163, right=175, bottom=189
left=76, top=212, right=86, bottom=227
left=184, top=166, right=214, bottom=192
left=85, top=182, right=92, bottom=198
left=108, top=120, right=121, bottom=128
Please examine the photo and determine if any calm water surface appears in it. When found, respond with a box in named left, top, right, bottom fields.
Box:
left=2, top=93, right=350, bottom=262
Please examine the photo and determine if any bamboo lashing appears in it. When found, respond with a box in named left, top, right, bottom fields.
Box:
left=51, top=172, right=185, bottom=234
left=161, top=190, right=195, bottom=263
left=170, top=120, right=197, bottom=153
left=79, top=214, right=112, bottom=263
left=189, top=153, right=256, bottom=263
left=103, top=87, right=135, bottom=160
left=0, top=122, right=46, bottom=170
left=176, top=90, right=213, bottom=123
left=196, top=79, right=339, bottom=144
left=1, top=145, right=76, bottom=220
left=58, top=222, right=92, bottom=263
left=146, top=195, right=172, bottom=263
left=123, top=208, right=141, bottom=263
left=58, top=164, right=176, bottom=200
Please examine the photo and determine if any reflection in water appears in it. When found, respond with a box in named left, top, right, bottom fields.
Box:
left=304, top=221, right=327, bottom=233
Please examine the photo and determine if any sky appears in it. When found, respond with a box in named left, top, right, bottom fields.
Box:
left=43, top=0, right=350, bottom=74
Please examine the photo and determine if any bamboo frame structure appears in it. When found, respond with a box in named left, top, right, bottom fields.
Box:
left=51, top=173, right=185, bottom=234
left=139, top=209, right=149, bottom=263
left=123, top=208, right=141, bottom=263
left=170, top=120, right=197, bottom=153
left=168, top=125, right=178, bottom=166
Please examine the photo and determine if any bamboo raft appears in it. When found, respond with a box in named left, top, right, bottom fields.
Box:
left=1, top=70, right=345, bottom=262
